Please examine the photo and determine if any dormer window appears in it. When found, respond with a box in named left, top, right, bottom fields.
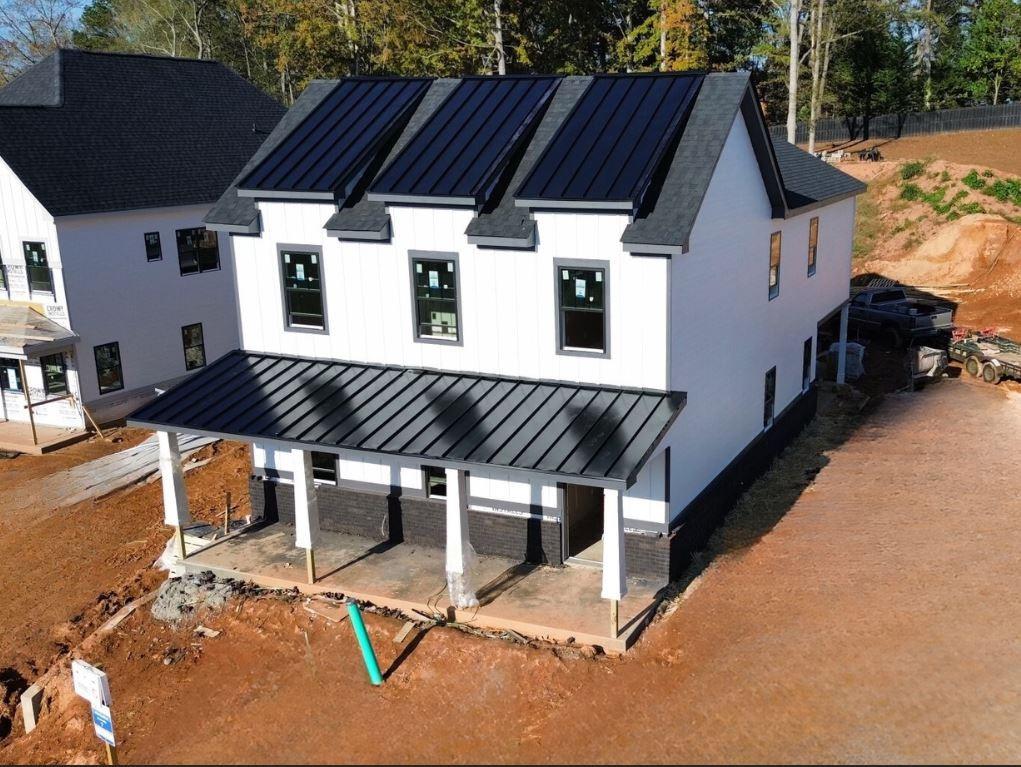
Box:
left=556, top=260, right=608, bottom=356
left=411, top=253, right=460, bottom=343
left=281, top=248, right=325, bottom=331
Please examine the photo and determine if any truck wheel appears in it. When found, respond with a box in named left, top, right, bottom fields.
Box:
left=883, top=326, right=903, bottom=347
left=982, top=362, right=1002, bottom=385
left=965, top=355, right=982, bottom=377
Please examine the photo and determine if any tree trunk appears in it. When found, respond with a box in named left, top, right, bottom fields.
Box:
left=493, top=0, right=506, bottom=75
left=993, top=73, right=1001, bottom=105
left=660, top=1, right=667, bottom=71
left=786, top=0, right=803, bottom=144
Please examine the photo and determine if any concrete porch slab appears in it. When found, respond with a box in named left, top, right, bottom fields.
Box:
left=180, top=523, right=662, bottom=652
left=0, top=420, right=89, bottom=454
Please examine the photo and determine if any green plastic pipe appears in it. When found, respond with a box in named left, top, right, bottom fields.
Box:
left=347, top=602, right=383, bottom=685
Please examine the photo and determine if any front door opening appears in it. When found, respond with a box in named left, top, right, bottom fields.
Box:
left=564, top=483, right=603, bottom=565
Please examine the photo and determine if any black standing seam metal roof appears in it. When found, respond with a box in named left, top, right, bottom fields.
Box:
left=0, top=49, right=285, bottom=217
left=238, top=77, right=431, bottom=199
left=368, top=76, right=561, bottom=205
left=514, top=73, right=704, bottom=210
left=128, top=350, right=685, bottom=487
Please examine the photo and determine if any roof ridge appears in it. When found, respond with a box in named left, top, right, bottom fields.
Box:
left=58, top=47, right=223, bottom=65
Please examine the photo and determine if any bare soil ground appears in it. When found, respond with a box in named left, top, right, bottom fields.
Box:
left=2, top=378, right=1019, bottom=764
left=819, top=127, right=1021, bottom=176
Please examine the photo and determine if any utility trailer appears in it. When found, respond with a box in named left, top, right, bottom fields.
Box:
left=948, top=330, right=1021, bottom=385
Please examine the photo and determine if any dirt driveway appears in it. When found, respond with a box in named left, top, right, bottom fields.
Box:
left=3, top=376, right=1019, bottom=764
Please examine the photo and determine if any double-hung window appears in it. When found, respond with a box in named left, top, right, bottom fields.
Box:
left=145, top=232, right=163, bottom=262
left=311, top=452, right=338, bottom=484
left=807, top=217, right=819, bottom=277
left=557, top=262, right=607, bottom=354
left=182, top=323, right=206, bottom=370
left=24, top=242, right=53, bottom=294
left=411, top=254, right=460, bottom=342
left=764, top=367, right=777, bottom=429
left=94, top=342, right=124, bottom=395
left=41, top=353, right=68, bottom=395
left=768, top=232, right=781, bottom=300
left=281, top=249, right=325, bottom=330
left=176, top=228, right=220, bottom=275
left=0, top=358, right=22, bottom=393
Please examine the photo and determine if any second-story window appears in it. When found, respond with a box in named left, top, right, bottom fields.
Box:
left=176, top=227, right=220, bottom=275
left=807, top=217, right=819, bottom=277
left=557, top=263, right=607, bottom=354
left=23, top=242, right=53, bottom=294
left=411, top=255, right=460, bottom=342
left=145, top=232, right=163, bottom=262
left=768, top=232, right=781, bottom=300
left=281, top=250, right=324, bottom=330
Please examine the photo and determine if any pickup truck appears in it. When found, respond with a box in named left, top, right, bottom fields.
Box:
left=848, top=287, right=954, bottom=346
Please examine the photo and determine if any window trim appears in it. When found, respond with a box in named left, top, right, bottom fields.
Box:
left=807, top=217, right=818, bottom=277
left=181, top=322, right=207, bottom=371
left=408, top=250, right=464, bottom=347
left=23, top=240, right=54, bottom=296
left=278, top=243, right=328, bottom=335
left=763, top=366, right=777, bottom=430
left=768, top=231, right=781, bottom=301
left=94, top=341, right=124, bottom=395
left=40, top=352, right=68, bottom=396
left=553, top=257, right=611, bottom=359
left=145, top=231, right=163, bottom=262
left=175, top=227, right=221, bottom=276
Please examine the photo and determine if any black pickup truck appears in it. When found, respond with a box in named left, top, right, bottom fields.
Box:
left=848, top=287, right=954, bottom=346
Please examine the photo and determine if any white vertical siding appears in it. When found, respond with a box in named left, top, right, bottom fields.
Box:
left=233, top=202, right=669, bottom=389
left=662, top=113, right=856, bottom=519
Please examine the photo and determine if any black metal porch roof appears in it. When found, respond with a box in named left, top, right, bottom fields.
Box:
left=128, top=351, right=684, bottom=487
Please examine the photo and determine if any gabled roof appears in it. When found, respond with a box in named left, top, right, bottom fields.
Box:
left=208, top=71, right=864, bottom=248
left=128, top=350, right=685, bottom=488
left=0, top=49, right=284, bottom=217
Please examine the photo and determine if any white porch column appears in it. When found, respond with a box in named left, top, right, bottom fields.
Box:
left=836, top=302, right=849, bottom=385
left=157, top=430, right=192, bottom=558
left=445, top=468, right=479, bottom=608
left=291, top=448, right=321, bottom=584
left=601, top=487, right=627, bottom=637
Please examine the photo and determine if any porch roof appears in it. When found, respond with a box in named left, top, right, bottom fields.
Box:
left=0, top=305, right=78, bottom=358
left=128, top=350, right=685, bottom=488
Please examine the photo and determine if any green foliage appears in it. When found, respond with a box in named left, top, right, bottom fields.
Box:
left=963, top=170, right=986, bottom=190
left=900, top=183, right=923, bottom=201
left=900, top=161, right=926, bottom=180
left=940, top=170, right=951, bottom=183
left=982, top=178, right=1021, bottom=205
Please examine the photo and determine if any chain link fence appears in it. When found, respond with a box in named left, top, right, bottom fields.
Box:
left=769, top=102, right=1021, bottom=145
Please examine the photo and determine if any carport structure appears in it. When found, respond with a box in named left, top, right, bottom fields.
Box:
left=130, top=350, right=684, bottom=641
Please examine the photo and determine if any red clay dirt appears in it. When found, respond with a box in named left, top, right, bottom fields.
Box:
left=2, top=379, right=1020, bottom=764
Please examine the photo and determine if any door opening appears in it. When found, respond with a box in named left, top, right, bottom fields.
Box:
left=563, top=483, right=603, bottom=566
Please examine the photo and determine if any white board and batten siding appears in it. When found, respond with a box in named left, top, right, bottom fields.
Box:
left=57, top=204, right=240, bottom=422
left=661, top=111, right=856, bottom=518
left=0, top=155, right=84, bottom=429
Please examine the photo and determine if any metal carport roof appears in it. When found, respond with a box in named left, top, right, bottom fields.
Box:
left=128, top=350, right=685, bottom=488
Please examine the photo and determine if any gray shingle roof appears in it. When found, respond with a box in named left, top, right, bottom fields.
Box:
left=771, top=137, right=867, bottom=211
left=0, top=50, right=285, bottom=217
left=621, top=72, right=865, bottom=253
left=465, top=76, right=592, bottom=247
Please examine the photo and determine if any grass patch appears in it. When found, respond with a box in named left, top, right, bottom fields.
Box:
left=853, top=191, right=883, bottom=261
left=900, top=160, right=926, bottom=180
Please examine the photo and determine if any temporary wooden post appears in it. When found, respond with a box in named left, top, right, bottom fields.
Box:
left=105, top=742, right=117, bottom=766
left=610, top=599, right=619, bottom=638
left=18, top=359, right=37, bottom=446
left=306, top=548, right=317, bottom=585
left=174, top=525, right=187, bottom=560
left=223, top=490, right=231, bottom=535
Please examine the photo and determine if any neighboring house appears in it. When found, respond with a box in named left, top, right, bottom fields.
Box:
left=131, top=72, right=864, bottom=626
left=0, top=49, right=284, bottom=445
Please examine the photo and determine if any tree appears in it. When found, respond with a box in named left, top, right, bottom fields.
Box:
left=960, top=0, right=1021, bottom=105
left=0, top=0, right=81, bottom=82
